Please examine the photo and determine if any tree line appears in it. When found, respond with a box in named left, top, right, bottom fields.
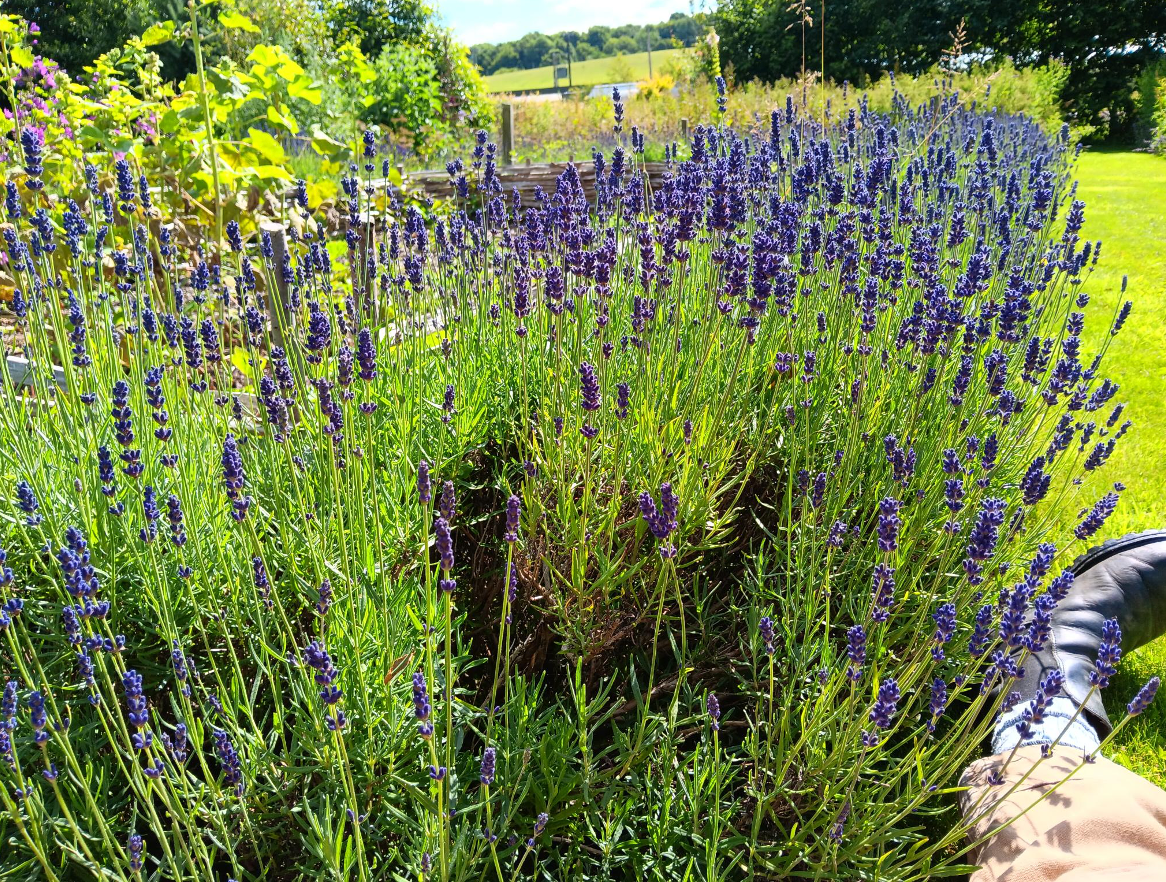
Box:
left=469, top=12, right=702, bottom=75
left=715, top=0, right=1166, bottom=138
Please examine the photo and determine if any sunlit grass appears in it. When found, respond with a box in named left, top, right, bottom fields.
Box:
left=1075, top=150, right=1166, bottom=782
left=483, top=48, right=685, bottom=92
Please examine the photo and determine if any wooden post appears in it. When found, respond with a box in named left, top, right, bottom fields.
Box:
left=680, top=118, right=689, bottom=141
left=259, top=221, right=290, bottom=352
left=500, top=102, right=514, bottom=167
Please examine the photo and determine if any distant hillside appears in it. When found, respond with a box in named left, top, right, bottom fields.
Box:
left=470, top=12, right=703, bottom=77
left=484, top=48, right=687, bottom=93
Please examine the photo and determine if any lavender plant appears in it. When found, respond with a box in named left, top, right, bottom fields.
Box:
left=0, top=84, right=1153, bottom=881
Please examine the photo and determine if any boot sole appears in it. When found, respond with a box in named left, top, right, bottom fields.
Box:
left=1070, top=529, right=1166, bottom=576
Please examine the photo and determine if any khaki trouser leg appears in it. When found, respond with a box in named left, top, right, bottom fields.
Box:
left=959, top=745, right=1166, bottom=881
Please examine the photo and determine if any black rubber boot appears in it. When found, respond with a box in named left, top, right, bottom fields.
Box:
left=1013, top=530, right=1166, bottom=736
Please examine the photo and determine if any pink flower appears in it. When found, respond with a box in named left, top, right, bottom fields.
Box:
left=28, top=22, right=40, bottom=34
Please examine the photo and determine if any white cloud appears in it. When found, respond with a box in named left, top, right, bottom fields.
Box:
left=438, top=0, right=690, bottom=45
left=457, top=19, right=525, bottom=45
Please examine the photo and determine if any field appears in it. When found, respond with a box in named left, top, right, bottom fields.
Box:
left=1077, top=150, right=1166, bottom=783
left=483, top=48, right=685, bottom=92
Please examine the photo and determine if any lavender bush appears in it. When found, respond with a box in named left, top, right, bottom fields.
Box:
left=0, top=84, right=1155, bottom=880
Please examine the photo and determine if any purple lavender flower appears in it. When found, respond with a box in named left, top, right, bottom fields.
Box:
left=252, top=557, right=272, bottom=609
left=927, top=678, right=948, bottom=732
left=303, top=640, right=344, bottom=721
left=357, top=328, right=377, bottom=380
left=441, top=384, right=455, bottom=424
left=870, top=564, right=896, bottom=622
left=1090, top=618, right=1122, bottom=689
left=200, top=319, right=221, bottom=364
left=29, top=690, right=49, bottom=744
left=579, top=361, right=600, bottom=412
left=439, top=482, right=456, bottom=522
left=1016, top=670, right=1064, bottom=741
left=122, top=670, right=151, bottom=750
left=171, top=640, right=193, bottom=698
left=846, top=624, right=866, bottom=680
left=165, top=494, right=186, bottom=547
left=758, top=616, right=775, bottom=656
left=932, top=603, right=956, bottom=660
left=418, top=461, right=432, bottom=504
left=640, top=483, right=679, bottom=558
left=480, top=746, right=496, bottom=785
left=504, top=494, right=520, bottom=543
left=15, top=480, right=41, bottom=526
left=827, top=519, right=848, bottom=548
left=615, top=382, right=630, bottom=419
left=706, top=693, right=721, bottom=731
left=434, top=517, right=455, bottom=593
left=20, top=127, right=44, bottom=190
left=869, top=678, right=900, bottom=729
left=225, top=219, right=243, bottom=252
left=1128, top=677, right=1161, bottom=716
left=876, top=497, right=901, bottom=552
left=128, top=833, right=144, bottom=873
left=969, top=604, right=994, bottom=657
left=809, top=472, right=827, bottom=509
left=1021, top=457, right=1051, bottom=506
left=413, top=671, right=433, bottom=739
left=1075, top=491, right=1120, bottom=540
left=317, top=579, right=333, bottom=617
left=221, top=435, right=251, bottom=522
left=306, top=302, right=331, bottom=360
left=963, top=498, right=1007, bottom=584
left=213, top=728, right=245, bottom=795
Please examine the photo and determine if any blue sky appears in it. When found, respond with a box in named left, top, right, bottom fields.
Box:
left=436, top=0, right=691, bottom=46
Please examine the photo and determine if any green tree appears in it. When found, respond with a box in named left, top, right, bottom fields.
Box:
left=715, top=0, right=1166, bottom=137
left=5, top=0, right=154, bottom=73
left=325, top=0, right=431, bottom=58
left=514, top=31, right=553, bottom=69
left=982, top=0, right=1166, bottom=137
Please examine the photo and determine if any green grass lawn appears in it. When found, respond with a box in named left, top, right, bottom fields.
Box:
left=483, top=48, right=685, bottom=93
left=1074, top=150, right=1166, bottom=783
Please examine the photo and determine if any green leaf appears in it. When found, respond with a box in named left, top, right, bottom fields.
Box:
left=230, top=348, right=256, bottom=383
left=205, top=68, right=252, bottom=101
left=308, top=126, right=346, bottom=157
left=247, top=44, right=282, bottom=67
left=246, top=128, right=286, bottom=165
left=77, top=125, right=108, bottom=147
left=286, top=75, right=322, bottom=105
left=251, top=165, right=293, bottom=182
left=265, top=104, right=299, bottom=136
left=217, top=9, right=259, bottom=32
left=140, top=21, right=176, bottom=46
left=10, top=45, right=34, bottom=68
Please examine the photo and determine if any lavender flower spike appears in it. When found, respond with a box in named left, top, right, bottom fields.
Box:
left=1128, top=677, right=1161, bottom=716
left=504, top=494, right=520, bottom=543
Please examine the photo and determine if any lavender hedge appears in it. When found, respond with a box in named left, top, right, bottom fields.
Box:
left=0, top=85, right=1153, bottom=880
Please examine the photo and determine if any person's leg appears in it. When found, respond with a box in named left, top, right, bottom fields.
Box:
left=960, top=532, right=1166, bottom=881
left=961, top=741, right=1166, bottom=881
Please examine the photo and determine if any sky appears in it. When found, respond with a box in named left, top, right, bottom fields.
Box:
left=435, top=0, right=691, bottom=47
